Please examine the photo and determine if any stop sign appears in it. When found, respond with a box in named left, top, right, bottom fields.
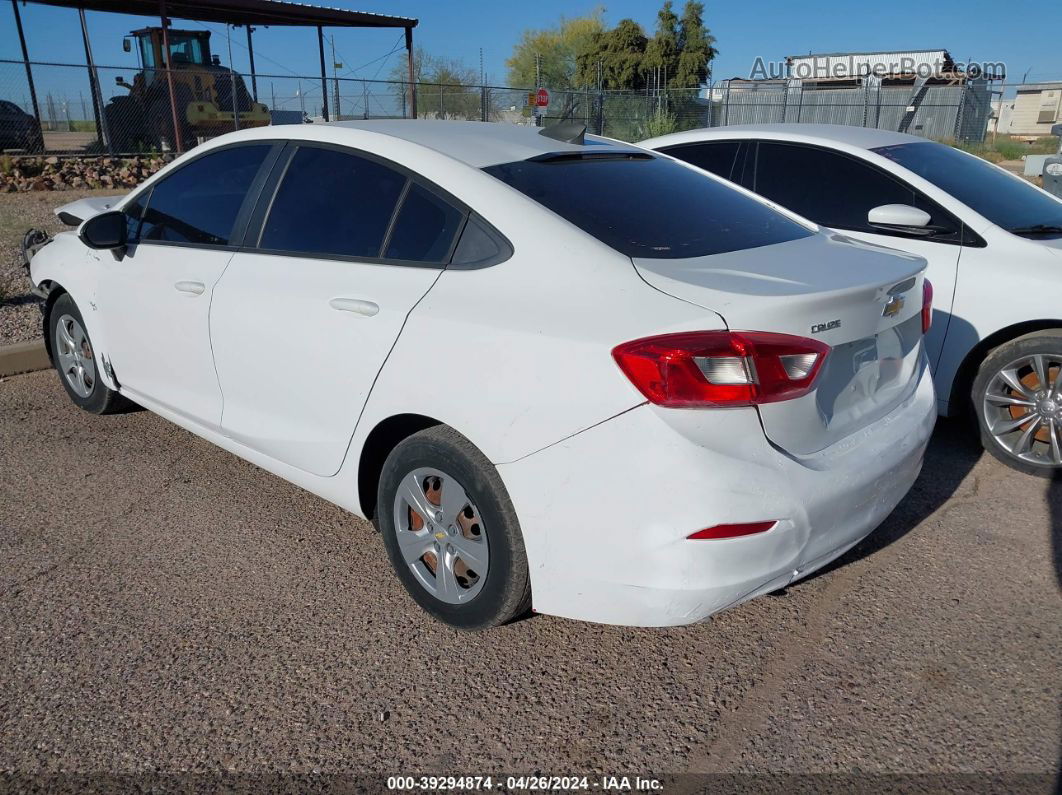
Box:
left=535, top=88, right=549, bottom=107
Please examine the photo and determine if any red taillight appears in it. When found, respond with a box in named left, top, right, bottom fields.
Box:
left=612, top=330, right=830, bottom=408
left=687, top=521, right=777, bottom=540
left=922, top=279, right=933, bottom=334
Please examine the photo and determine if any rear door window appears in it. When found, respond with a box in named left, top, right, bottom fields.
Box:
left=659, top=141, right=744, bottom=182
left=383, top=182, right=465, bottom=263
left=259, top=146, right=406, bottom=258
left=483, top=154, right=811, bottom=259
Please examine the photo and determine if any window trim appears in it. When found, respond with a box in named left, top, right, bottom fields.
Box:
left=124, top=140, right=284, bottom=252
left=749, top=139, right=984, bottom=247
left=242, top=140, right=510, bottom=270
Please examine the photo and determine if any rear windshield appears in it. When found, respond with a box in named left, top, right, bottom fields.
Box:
left=483, top=154, right=813, bottom=259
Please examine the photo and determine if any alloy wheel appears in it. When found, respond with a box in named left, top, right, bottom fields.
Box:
left=392, top=466, right=489, bottom=604
left=54, top=314, right=96, bottom=399
left=982, top=353, right=1062, bottom=467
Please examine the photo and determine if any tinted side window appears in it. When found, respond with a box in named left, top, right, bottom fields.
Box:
left=260, top=146, right=406, bottom=258
left=384, top=183, right=464, bottom=262
left=137, top=144, right=270, bottom=245
left=753, top=142, right=951, bottom=234
left=662, top=141, right=742, bottom=181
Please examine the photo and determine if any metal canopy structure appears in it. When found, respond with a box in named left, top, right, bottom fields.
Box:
left=23, top=0, right=417, bottom=28
left=10, top=0, right=420, bottom=153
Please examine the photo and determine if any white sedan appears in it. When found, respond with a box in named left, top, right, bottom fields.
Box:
left=641, top=124, right=1062, bottom=476
left=26, top=120, right=935, bottom=629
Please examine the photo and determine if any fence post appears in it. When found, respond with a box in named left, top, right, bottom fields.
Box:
left=316, top=26, right=330, bottom=122
left=10, top=0, right=42, bottom=144
left=78, top=8, right=111, bottom=151
left=724, top=81, right=731, bottom=125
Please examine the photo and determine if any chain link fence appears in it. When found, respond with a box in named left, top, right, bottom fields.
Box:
left=1, top=58, right=1052, bottom=157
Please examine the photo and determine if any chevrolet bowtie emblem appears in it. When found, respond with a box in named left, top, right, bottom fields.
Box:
left=882, top=295, right=905, bottom=318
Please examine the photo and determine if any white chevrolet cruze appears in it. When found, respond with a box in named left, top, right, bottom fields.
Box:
left=642, top=125, right=1062, bottom=476
left=26, top=120, right=936, bottom=629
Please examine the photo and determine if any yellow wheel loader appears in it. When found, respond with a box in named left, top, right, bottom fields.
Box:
left=105, top=27, right=270, bottom=152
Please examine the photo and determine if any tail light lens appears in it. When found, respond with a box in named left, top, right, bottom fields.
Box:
left=612, top=330, right=830, bottom=408
left=922, top=279, right=933, bottom=334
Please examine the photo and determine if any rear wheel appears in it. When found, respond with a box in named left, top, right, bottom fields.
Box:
left=377, top=425, right=531, bottom=630
left=48, top=293, right=126, bottom=415
left=973, top=331, right=1062, bottom=477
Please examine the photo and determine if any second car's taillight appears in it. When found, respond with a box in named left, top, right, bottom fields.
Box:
left=922, top=279, right=933, bottom=334
left=612, top=330, right=830, bottom=408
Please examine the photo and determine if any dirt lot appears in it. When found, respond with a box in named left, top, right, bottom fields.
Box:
left=0, top=369, right=1059, bottom=790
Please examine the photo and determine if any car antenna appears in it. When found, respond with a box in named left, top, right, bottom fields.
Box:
left=539, top=122, right=586, bottom=145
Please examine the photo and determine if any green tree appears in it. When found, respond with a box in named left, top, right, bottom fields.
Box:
left=673, top=1, right=718, bottom=88
left=506, top=10, right=605, bottom=89
left=592, top=18, right=649, bottom=90
left=643, top=1, right=680, bottom=90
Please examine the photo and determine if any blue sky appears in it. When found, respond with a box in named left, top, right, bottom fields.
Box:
left=1, top=0, right=1058, bottom=109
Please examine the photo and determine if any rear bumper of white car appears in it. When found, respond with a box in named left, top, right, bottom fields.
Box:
left=497, top=355, right=936, bottom=627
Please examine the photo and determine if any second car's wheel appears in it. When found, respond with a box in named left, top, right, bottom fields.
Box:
left=48, top=293, right=127, bottom=415
left=377, top=425, right=532, bottom=630
left=973, top=330, right=1062, bottom=477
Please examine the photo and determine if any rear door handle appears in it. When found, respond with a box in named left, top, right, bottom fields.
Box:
left=329, top=297, right=380, bottom=317
left=175, top=280, right=205, bottom=296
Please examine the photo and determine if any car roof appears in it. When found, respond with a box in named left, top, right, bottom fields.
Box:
left=324, top=119, right=637, bottom=167
left=645, top=123, right=928, bottom=152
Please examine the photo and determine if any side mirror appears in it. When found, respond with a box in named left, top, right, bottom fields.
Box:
left=867, top=204, right=941, bottom=237
left=79, top=210, right=127, bottom=251
left=123, top=38, right=132, bottom=53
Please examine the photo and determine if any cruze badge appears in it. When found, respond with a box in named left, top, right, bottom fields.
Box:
left=882, top=295, right=905, bottom=318
left=811, top=319, right=841, bottom=334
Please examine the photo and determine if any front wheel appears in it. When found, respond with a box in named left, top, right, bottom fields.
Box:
left=48, top=293, right=127, bottom=415
left=972, top=331, right=1062, bottom=477
left=377, top=425, right=532, bottom=630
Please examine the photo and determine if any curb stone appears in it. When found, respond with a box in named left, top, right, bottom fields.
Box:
left=0, top=339, right=50, bottom=378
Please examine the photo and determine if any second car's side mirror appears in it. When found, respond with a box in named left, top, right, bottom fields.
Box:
left=867, top=204, right=938, bottom=236
left=79, top=210, right=128, bottom=252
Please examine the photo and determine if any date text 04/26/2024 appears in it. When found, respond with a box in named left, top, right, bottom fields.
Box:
left=386, top=775, right=664, bottom=791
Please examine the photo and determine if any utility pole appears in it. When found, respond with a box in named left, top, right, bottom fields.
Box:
left=479, top=47, right=486, bottom=122
left=331, top=36, right=341, bottom=120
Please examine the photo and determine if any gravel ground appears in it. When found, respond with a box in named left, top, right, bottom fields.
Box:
left=0, top=190, right=117, bottom=345
left=0, top=370, right=1059, bottom=790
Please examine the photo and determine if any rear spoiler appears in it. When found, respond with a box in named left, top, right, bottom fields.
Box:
left=54, top=195, right=123, bottom=226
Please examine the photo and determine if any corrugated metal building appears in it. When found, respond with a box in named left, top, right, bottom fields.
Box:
left=706, top=49, right=996, bottom=142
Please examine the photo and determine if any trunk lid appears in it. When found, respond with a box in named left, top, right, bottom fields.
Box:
left=633, top=232, right=928, bottom=456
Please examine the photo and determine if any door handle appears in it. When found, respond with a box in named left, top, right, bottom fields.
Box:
left=174, top=280, right=206, bottom=296
left=329, top=297, right=379, bottom=317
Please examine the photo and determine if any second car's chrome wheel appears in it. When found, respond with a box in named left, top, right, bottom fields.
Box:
left=982, top=352, right=1062, bottom=467
left=392, top=466, right=489, bottom=604
left=54, top=313, right=96, bottom=399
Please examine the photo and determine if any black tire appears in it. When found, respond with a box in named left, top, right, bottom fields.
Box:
left=48, top=293, right=128, bottom=415
left=377, top=425, right=532, bottom=630
left=104, top=96, right=145, bottom=154
left=972, top=330, right=1062, bottom=478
